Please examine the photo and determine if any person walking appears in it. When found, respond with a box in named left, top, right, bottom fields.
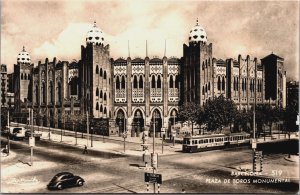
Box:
left=82, top=145, right=88, bottom=154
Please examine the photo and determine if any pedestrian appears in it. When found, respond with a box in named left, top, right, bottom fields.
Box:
left=82, top=145, right=88, bottom=154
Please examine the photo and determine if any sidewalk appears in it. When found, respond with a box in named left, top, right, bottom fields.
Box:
left=39, top=129, right=182, bottom=157
left=234, top=154, right=299, bottom=182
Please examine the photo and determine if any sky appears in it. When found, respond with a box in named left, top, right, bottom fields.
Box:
left=1, top=0, right=299, bottom=81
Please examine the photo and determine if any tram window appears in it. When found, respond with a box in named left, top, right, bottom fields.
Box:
left=199, top=140, right=203, bottom=144
left=209, top=139, right=213, bottom=143
left=204, top=139, right=208, bottom=143
left=192, top=140, right=195, bottom=144
left=195, top=140, right=198, bottom=144
left=187, top=140, right=190, bottom=145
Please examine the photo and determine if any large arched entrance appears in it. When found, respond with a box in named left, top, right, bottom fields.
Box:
left=116, top=109, right=126, bottom=136
left=168, top=109, right=178, bottom=137
left=150, top=109, right=162, bottom=138
left=131, top=109, right=144, bottom=137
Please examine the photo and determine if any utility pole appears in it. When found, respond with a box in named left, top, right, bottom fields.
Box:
left=7, top=110, right=10, bottom=155
left=30, top=108, right=34, bottom=166
left=87, top=111, right=89, bottom=147
left=253, top=62, right=257, bottom=172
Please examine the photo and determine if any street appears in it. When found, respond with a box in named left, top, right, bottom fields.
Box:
left=1, top=136, right=298, bottom=193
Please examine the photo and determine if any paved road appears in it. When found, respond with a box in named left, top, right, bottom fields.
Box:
left=1, top=138, right=298, bottom=193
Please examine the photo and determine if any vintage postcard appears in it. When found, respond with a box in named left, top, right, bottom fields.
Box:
left=0, top=0, right=299, bottom=194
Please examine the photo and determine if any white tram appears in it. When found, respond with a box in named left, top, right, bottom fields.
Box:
left=182, top=133, right=251, bottom=152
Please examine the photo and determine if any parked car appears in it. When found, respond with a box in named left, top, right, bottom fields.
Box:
left=25, top=130, right=42, bottom=140
left=9, top=127, right=26, bottom=140
left=1, top=127, right=9, bottom=136
left=47, top=172, right=85, bottom=190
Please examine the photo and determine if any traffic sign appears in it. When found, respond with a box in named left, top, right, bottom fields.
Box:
left=251, top=139, right=257, bottom=149
left=29, top=137, right=35, bottom=147
left=144, top=172, right=162, bottom=184
left=151, top=153, right=158, bottom=169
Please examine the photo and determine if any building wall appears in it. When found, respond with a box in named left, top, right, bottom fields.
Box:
left=1, top=64, right=7, bottom=107
left=113, top=56, right=180, bottom=135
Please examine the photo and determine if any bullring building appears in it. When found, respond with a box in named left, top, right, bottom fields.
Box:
left=12, top=20, right=286, bottom=136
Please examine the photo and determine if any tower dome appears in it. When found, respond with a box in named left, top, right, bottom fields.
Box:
left=86, top=21, right=105, bottom=45
left=17, top=46, right=31, bottom=64
left=188, top=19, right=207, bottom=44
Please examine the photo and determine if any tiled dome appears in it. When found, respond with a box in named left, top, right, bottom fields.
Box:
left=188, top=19, right=207, bottom=44
left=86, top=21, right=105, bottom=45
left=17, top=46, right=31, bottom=64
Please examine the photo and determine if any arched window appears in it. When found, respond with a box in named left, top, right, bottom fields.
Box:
left=242, top=79, right=245, bottom=91
left=139, top=75, right=143, bottom=88
left=121, top=76, right=126, bottom=89
left=24, top=74, right=27, bottom=80
left=175, top=75, right=179, bottom=88
left=208, top=82, right=210, bottom=91
left=42, top=82, right=46, bottom=104
left=100, top=68, right=103, bottom=77
left=28, top=74, right=31, bottom=80
left=244, top=79, right=247, bottom=91
left=217, top=76, right=221, bottom=91
left=233, top=77, right=236, bottom=91
left=202, top=86, right=205, bottom=95
left=104, top=93, right=107, bottom=101
left=35, top=85, right=38, bottom=104
left=237, top=78, right=239, bottom=90
left=151, top=75, right=155, bottom=88
left=116, top=76, right=120, bottom=89
left=169, top=75, right=174, bottom=88
left=96, top=87, right=99, bottom=96
left=96, top=102, right=99, bottom=110
left=205, top=60, right=207, bottom=68
left=21, top=73, right=23, bottom=80
left=157, top=75, right=161, bottom=88
left=100, top=90, right=103, bottom=98
left=133, top=75, right=138, bottom=88
left=70, top=77, right=78, bottom=95
left=104, top=71, right=106, bottom=79
left=222, top=77, right=225, bottom=91
left=49, top=81, right=54, bottom=103
left=96, top=65, right=99, bottom=74
left=58, top=82, right=62, bottom=103
left=202, top=62, right=205, bottom=70
left=104, top=107, right=107, bottom=114
left=100, top=105, right=103, bottom=112
left=205, top=84, right=207, bottom=93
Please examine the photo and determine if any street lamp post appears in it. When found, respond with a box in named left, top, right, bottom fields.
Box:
left=152, top=110, right=159, bottom=193
left=91, top=126, right=93, bottom=147
left=7, top=110, right=10, bottom=155
left=48, top=119, right=51, bottom=141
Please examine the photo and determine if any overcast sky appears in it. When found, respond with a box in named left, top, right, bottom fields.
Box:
left=1, top=0, right=299, bottom=80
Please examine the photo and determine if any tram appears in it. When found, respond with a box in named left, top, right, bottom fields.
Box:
left=182, top=132, right=251, bottom=153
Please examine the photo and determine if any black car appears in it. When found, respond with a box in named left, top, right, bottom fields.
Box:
left=47, top=172, right=84, bottom=190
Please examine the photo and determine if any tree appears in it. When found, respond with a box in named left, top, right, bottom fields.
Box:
left=264, top=105, right=280, bottom=136
left=178, top=102, right=201, bottom=136
left=234, top=109, right=251, bottom=133
left=203, top=95, right=237, bottom=132
left=1, top=107, right=8, bottom=130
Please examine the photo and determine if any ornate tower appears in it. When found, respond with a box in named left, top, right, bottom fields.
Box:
left=14, top=46, right=33, bottom=112
left=80, top=22, right=112, bottom=119
left=182, top=19, right=213, bottom=106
